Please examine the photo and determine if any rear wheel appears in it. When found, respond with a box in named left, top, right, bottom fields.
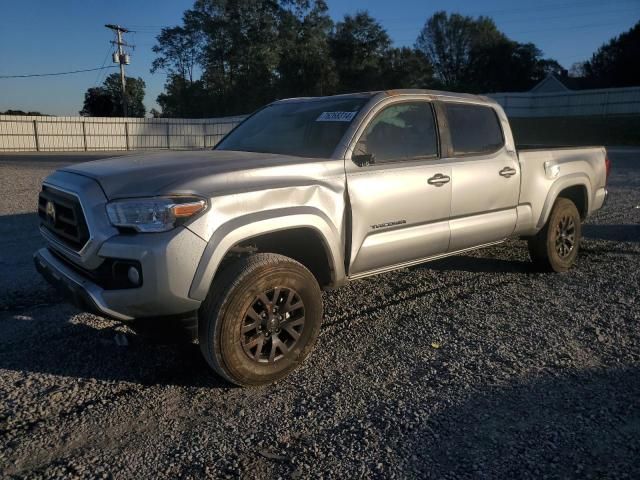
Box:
left=528, top=197, right=582, bottom=272
left=198, top=253, right=323, bottom=386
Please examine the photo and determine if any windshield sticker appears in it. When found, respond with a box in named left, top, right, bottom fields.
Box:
left=316, top=111, right=358, bottom=122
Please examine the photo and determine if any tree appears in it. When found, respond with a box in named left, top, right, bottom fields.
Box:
left=80, top=73, right=146, bottom=117
left=152, top=0, right=338, bottom=116
left=157, top=76, right=210, bottom=117
left=188, top=0, right=283, bottom=114
left=582, top=21, right=640, bottom=88
left=381, top=47, right=433, bottom=89
left=329, top=11, right=392, bottom=92
left=469, top=41, right=561, bottom=92
left=103, top=74, right=146, bottom=117
left=79, top=87, right=116, bottom=117
left=151, top=20, right=206, bottom=118
left=415, top=12, right=480, bottom=89
left=1, top=110, right=47, bottom=116
left=276, top=0, right=337, bottom=97
left=150, top=2, right=568, bottom=116
left=569, top=61, right=586, bottom=78
left=151, top=24, right=204, bottom=83
left=416, top=11, right=561, bottom=92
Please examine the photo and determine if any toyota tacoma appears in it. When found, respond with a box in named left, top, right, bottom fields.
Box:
left=34, top=90, right=610, bottom=386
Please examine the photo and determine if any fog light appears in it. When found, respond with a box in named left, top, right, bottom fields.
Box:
left=127, top=266, right=141, bottom=286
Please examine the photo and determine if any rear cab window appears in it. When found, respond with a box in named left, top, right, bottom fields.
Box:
left=442, top=103, right=504, bottom=156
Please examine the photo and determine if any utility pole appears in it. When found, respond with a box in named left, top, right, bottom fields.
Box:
left=105, top=24, right=131, bottom=117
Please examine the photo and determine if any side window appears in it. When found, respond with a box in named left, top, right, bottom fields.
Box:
left=353, top=102, right=438, bottom=164
left=443, top=103, right=504, bottom=156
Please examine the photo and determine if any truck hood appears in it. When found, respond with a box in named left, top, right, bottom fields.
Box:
left=61, top=150, right=327, bottom=199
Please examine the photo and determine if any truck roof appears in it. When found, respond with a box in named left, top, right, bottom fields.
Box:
left=273, top=89, right=495, bottom=105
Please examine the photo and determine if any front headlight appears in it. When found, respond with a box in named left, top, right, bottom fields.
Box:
left=106, top=196, right=206, bottom=233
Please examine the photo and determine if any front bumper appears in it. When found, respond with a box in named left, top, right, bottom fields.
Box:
left=35, top=225, right=207, bottom=320
left=34, top=248, right=134, bottom=320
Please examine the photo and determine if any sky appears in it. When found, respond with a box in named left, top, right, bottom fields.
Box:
left=0, top=0, right=638, bottom=116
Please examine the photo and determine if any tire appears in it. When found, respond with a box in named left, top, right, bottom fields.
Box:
left=528, top=197, right=582, bottom=272
left=198, top=253, right=323, bottom=387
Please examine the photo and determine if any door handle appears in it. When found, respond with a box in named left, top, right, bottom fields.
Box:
left=427, top=173, right=451, bottom=187
left=499, top=167, right=517, bottom=178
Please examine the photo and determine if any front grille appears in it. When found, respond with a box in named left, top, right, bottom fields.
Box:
left=38, top=186, right=90, bottom=251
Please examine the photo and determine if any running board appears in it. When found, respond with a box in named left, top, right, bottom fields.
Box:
left=347, top=240, right=505, bottom=281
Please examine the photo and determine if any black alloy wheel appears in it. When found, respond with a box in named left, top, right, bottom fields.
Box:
left=241, top=287, right=306, bottom=364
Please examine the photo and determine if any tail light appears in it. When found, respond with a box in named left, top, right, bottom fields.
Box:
left=605, top=154, right=611, bottom=182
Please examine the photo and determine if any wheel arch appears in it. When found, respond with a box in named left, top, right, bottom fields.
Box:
left=189, top=208, right=345, bottom=301
left=536, top=174, right=591, bottom=229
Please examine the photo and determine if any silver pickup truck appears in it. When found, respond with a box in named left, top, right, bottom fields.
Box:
left=34, top=89, right=610, bottom=386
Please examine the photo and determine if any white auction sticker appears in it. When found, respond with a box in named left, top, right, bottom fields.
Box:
left=316, top=111, right=358, bottom=122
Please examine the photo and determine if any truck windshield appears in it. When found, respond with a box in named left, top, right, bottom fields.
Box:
left=216, top=97, right=368, bottom=158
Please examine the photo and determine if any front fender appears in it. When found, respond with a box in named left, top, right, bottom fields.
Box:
left=188, top=206, right=345, bottom=301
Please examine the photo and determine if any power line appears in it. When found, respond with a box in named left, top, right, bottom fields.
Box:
left=0, top=66, right=117, bottom=79
left=94, top=44, right=114, bottom=86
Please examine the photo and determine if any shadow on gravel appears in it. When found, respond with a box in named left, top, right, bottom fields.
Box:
left=583, top=224, right=640, bottom=243
left=423, top=255, right=534, bottom=274
left=0, top=312, right=233, bottom=389
left=0, top=213, right=47, bottom=308
left=402, top=366, right=640, bottom=477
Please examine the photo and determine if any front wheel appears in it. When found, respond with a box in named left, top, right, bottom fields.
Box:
left=198, top=253, right=323, bottom=386
left=528, top=197, right=582, bottom=272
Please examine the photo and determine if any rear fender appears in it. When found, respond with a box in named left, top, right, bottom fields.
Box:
left=536, top=174, right=591, bottom=229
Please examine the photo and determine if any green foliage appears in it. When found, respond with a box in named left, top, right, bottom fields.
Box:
left=152, top=3, right=576, bottom=116
left=0, top=110, right=47, bottom=116
left=581, top=21, right=640, bottom=88
left=191, top=0, right=283, bottom=114
left=329, top=11, right=392, bottom=92
left=80, top=73, right=146, bottom=117
left=276, top=0, right=337, bottom=97
left=154, top=3, right=435, bottom=116
left=416, top=11, right=560, bottom=93
left=80, top=87, right=115, bottom=117
left=151, top=25, right=204, bottom=82
left=381, top=47, right=433, bottom=90
left=415, top=12, right=479, bottom=88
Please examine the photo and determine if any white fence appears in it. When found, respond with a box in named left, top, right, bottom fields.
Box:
left=0, top=115, right=245, bottom=152
left=489, top=86, right=640, bottom=117
left=3, top=85, right=640, bottom=151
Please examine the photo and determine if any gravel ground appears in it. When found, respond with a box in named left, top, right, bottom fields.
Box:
left=0, top=149, right=639, bottom=479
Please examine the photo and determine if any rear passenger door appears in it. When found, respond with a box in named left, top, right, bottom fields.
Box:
left=439, top=102, right=520, bottom=251
left=345, top=100, right=452, bottom=276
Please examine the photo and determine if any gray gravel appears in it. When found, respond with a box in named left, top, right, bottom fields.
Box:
left=1, top=149, right=639, bottom=479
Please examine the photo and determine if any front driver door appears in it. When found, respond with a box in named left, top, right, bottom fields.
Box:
left=345, top=99, right=452, bottom=277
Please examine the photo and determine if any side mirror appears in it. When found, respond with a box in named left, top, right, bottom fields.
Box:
left=352, top=153, right=375, bottom=167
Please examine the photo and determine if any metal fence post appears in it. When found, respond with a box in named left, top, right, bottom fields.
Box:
left=166, top=123, right=171, bottom=149
left=203, top=123, right=207, bottom=148
left=125, top=121, right=130, bottom=151
left=33, top=120, right=40, bottom=152
left=82, top=121, right=88, bottom=151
